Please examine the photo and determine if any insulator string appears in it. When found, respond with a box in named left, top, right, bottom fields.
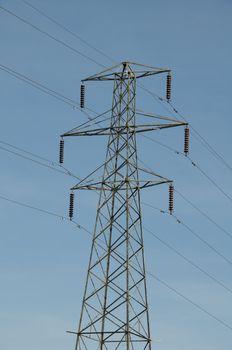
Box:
left=184, top=126, right=189, bottom=156
left=166, top=73, right=172, bottom=101
left=59, top=138, right=64, bottom=164
left=69, top=192, right=75, bottom=220
left=169, top=184, right=174, bottom=214
left=80, top=82, right=85, bottom=109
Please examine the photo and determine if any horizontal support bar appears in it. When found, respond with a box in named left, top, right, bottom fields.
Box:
left=62, top=122, right=187, bottom=138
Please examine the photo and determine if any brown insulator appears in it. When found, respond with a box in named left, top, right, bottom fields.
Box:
left=69, top=192, right=75, bottom=219
left=169, top=184, right=174, bottom=214
left=166, top=73, right=172, bottom=101
left=80, top=82, right=85, bottom=108
left=59, top=138, right=64, bottom=164
left=184, top=126, right=189, bottom=156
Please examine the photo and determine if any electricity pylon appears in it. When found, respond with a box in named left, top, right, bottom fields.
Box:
left=60, top=62, right=188, bottom=350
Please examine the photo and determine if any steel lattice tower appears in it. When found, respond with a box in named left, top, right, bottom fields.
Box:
left=60, top=62, right=187, bottom=350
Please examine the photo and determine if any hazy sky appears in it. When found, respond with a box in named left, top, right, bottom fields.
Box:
left=0, top=1, right=232, bottom=350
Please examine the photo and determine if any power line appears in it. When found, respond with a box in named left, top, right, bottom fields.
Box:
left=176, top=207, right=232, bottom=264
left=0, top=140, right=81, bottom=180
left=21, top=0, right=168, bottom=112
left=175, top=189, right=232, bottom=241
left=0, top=192, right=69, bottom=220
left=0, top=62, right=100, bottom=122
left=0, top=144, right=68, bottom=175
left=19, top=0, right=166, bottom=105
left=2, top=1, right=162, bottom=112
left=187, top=156, right=232, bottom=204
left=141, top=87, right=232, bottom=175
left=0, top=60, right=108, bottom=119
left=138, top=155, right=232, bottom=240
left=19, top=0, right=115, bottom=65
left=140, top=133, right=183, bottom=155
left=143, top=202, right=232, bottom=267
left=20, top=0, right=164, bottom=105
left=0, top=192, right=92, bottom=236
left=0, top=5, right=105, bottom=69
left=0, top=139, right=54, bottom=163
left=1, top=191, right=232, bottom=333
left=139, top=88, right=232, bottom=174
left=138, top=72, right=232, bottom=176
left=0, top=2, right=172, bottom=109
left=150, top=273, right=232, bottom=332
left=167, top=101, right=232, bottom=173
left=141, top=133, right=232, bottom=206
left=0, top=63, right=79, bottom=108
left=143, top=226, right=232, bottom=295
left=1, top=1, right=164, bottom=112
left=1, top=3, right=163, bottom=113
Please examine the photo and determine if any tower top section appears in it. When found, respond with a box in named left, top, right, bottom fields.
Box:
left=82, top=61, right=171, bottom=81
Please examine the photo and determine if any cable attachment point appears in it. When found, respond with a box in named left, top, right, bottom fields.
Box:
left=59, top=138, right=64, bottom=164
left=184, top=126, right=189, bottom=156
left=166, top=73, right=172, bottom=101
left=169, top=184, right=174, bottom=214
left=80, top=81, right=85, bottom=108
left=69, top=192, right=75, bottom=220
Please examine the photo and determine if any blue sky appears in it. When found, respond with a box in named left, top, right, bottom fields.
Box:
left=0, top=0, right=232, bottom=349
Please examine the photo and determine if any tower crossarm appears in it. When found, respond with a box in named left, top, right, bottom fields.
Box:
left=71, top=179, right=171, bottom=191
left=70, top=163, right=172, bottom=192
left=61, top=121, right=187, bottom=137
left=82, top=61, right=170, bottom=81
